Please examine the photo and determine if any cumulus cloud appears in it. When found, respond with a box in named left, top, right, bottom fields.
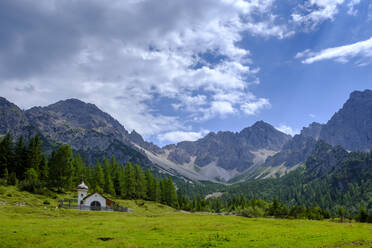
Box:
left=296, top=36, right=372, bottom=65
left=275, top=125, right=298, bottom=136
left=291, top=0, right=345, bottom=30
left=347, top=0, right=361, bottom=16
left=241, top=98, right=271, bottom=115
left=157, top=130, right=209, bottom=144
left=0, top=0, right=291, bottom=141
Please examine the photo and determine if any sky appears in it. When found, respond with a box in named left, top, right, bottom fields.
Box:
left=0, top=0, right=371, bottom=146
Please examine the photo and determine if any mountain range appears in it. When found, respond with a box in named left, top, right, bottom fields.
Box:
left=1, top=89, right=372, bottom=183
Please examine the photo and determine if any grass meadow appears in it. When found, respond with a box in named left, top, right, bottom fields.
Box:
left=0, top=186, right=371, bottom=248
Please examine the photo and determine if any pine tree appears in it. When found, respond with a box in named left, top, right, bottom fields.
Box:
left=123, top=163, right=136, bottom=199
left=168, top=177, right=179, bottom=208
left=160, top=177, right=178, bottom=208
left=0, top=134, right=14, bottom=178
left=134, top=164, right=146, bottom=199
left=95, top=164, right=105, bottom=193
left=14, top=136, right=27, bottom=179
left=7, top=172, right=18, bottom=186
left=113, top=168, right=122, bottom=196
left=104, top=173, right=115, bottom=195
left=21, top=168, right=40, bottom=192
left=48, top=145, right=74, bottom=192
left=39, top=154, right=48, bottom=185
left=160, top=178, right=168, bottom=204
left=72, top=154, right=85, bottom=186
left=110, top=156, right=119, bottom=178
left=154, top=179, right=161, bottom=202
left=27, top=136, right=42, bottom=172
left=145, top=169, right=156, bottom=201
left=338, top=206, right=345, bottom=222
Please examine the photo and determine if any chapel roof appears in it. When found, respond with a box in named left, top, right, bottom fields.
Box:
left=77, top=181, right=88, bottom=190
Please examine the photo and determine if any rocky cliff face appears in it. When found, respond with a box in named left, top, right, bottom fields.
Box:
left=25, top=99, right=129, bottom=147
left=305, top=141, right=349, bottom=178
left=300, top=122, right=323, bottom=140
left=1, top=89, right=372, bottom=182
left=0, top=97, right=35, bottom=139
left=264, top=134, right=318, bottom=169
left=162, top=121, right=291, bottom=173
left=319, top=90, right=372, bottom=151
left=0, top=98, right=154, bottom=168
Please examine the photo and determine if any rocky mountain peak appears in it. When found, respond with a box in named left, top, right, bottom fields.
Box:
left=0, top=97, right=15, bottom=107
left=25, top=98, right=129, bottom=141
left=239, top=121, right=291, bottom=151
left=129, top=130, right=144, bottom=144
left=319, top=89, right=372, bottom=151
left=0, top=97, right=31, bottom=138
left=300, top=122, right=323, bottom=139
left=349, top=89, right=372, bottom=100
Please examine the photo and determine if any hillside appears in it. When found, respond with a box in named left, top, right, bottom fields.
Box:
left=227, top=141, right=372, bottom=214
left=0, top=186, right=371, bottom=248
left=1, top=89, right=372, bottom=183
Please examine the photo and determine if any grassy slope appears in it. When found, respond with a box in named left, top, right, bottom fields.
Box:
left=0, top=186, right=371, bottom=248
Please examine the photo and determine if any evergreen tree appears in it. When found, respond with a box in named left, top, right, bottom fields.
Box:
left=160, top=177, right=178, bottom=208
left=123, top=163, right=136, bottom=199
left=110, top=156, right=119, bottom=178
left=357, top=207, right=368, bottom=222
left=113, top=168, right=122, bottom=196
left=154, top=179, right=161, bottom=202
left=160, top=178, right=168, bottom=204
left=39, top=154, right=48, bottom=185
left=20, top=168, right=40, bottom=192
left=338, top=206, right=345, bottom=222
left=134, top=164, right=146, bottom=199
left=48, top=145, right=74, bottom=191
left=27, top=136, right=42, bottom=172
left=145, top=169, right=158, bottom=201
left=95, top=164, right=105, bottom=193
left=0, top=134, right=14, bottom=178
left=14, top=136, right=27, bottom=179
left=7, top=172, right=18, bottom=186
left=72, top=154, right=85, bottom=186
left=168, top=179, right=179, bottom=208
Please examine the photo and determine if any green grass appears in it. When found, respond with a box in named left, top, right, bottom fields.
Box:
left=0, top=186, right=371, bottom=248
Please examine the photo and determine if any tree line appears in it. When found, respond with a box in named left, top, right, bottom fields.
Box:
left=226, top=148, right=372, bottom=221
left=0, top=133, right=371, bottom=222
left=0, top=134, right=178, bottom=208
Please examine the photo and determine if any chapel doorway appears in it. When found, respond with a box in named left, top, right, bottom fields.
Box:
left=90, top=201, right=101, bottom=211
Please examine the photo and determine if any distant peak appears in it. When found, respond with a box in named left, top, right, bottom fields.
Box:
left=47, top=98, right=100, bottom=111
left=0, top=97, right=17, bottom=107
left=349, top=89, right=372, bottom=99
left=129, top=129, right=145, bottom=144
left=54, top=98, right=87, bottom=106
left=251, top=120, right=273, bottom=129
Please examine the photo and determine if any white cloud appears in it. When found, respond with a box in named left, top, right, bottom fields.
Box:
left=157, top=130, right=209, bottom=143
left=241, top=98, right=271, bottom=115
left=0, top=0, right=292, bottom=140
left=368, top=3, right=372, bottom=21
left=291, top=0, right=345, bottom=30
left=297, top=36, right=372, bottom=65
left=347, top=0, right=361, bottom=16
left=275, top=125, right=298, bottom=136
left=209, top=101, right=236, bottom=117
left=309, top=113, right=316, bottom=118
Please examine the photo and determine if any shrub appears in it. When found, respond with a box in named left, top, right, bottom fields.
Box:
left=240, top=207, right=265, bottom=218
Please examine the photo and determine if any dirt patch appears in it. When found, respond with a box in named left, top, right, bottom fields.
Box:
left=98, top=237, right=114, bottom=241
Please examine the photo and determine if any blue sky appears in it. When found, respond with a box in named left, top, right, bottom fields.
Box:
left=0, top=0, right=371, bottom=146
